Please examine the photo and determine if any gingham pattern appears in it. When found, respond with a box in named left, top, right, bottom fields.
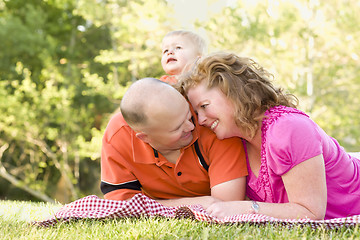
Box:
left=33, top=194, right=360, bottom=229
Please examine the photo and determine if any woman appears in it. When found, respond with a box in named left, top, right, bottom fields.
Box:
left=178, top=52, right=360, bottom=220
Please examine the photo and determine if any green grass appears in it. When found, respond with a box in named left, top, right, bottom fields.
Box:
left=0, top=200, right=359, bottom=240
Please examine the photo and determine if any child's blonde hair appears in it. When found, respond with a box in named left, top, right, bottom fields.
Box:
left=163, top=30, right=207, bottom=55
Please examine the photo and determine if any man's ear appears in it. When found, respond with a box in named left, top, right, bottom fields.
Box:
left=135, top=132, right=149, bottom=143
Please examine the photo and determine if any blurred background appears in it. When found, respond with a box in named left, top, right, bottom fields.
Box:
left=0, top=0, right=359, bottom=203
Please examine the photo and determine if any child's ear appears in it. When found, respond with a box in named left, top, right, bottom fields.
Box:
left=135, top=132, right=149, bottom=143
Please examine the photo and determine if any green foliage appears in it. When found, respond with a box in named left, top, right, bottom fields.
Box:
left=0, top=0, right=116, bottom=202
left=0, top=0, right=174, bottom=202
left=205, top=0, right=360, bottom=151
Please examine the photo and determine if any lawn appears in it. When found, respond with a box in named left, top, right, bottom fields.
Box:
left=0, top=200, right=359, bottom=239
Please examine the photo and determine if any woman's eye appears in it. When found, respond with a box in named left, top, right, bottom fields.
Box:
left=176, top=46, right=182, bottom=50
left=163, top=49, right=168, bottom=54
left=200, top=104, right=208, bottom=109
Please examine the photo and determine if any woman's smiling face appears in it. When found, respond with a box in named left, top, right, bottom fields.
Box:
left=187, top=81, right=240, bottom=140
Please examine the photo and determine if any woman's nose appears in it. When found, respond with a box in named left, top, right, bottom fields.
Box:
left=197, top=112, right=207, bottom=126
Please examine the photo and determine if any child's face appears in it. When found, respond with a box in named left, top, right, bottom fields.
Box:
left=161, top=35, right=199, bottom=76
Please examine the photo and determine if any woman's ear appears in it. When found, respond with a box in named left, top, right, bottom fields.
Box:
left=135, top=132, right=149, bottom=143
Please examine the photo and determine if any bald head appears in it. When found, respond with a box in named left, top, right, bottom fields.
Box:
left=120, top=78, right=186, bottom=130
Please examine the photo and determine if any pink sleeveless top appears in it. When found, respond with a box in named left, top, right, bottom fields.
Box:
left=244, top=105, right=360, bottom=219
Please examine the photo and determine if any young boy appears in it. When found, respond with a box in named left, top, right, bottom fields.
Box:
left=160, top=30, right=207, bottom=84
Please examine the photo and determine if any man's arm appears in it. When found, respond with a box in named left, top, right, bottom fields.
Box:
left=211, top=177, right=246, bottom=201
left=101, top=179, right=142, bottom=201
left=101, top=116, right=142, bottom=200
left=155, top=178, right=246, bottom=208
left=156, top=196, right=218, bottom=207
left=156, top=129, right=248, bottom=207
left=205, top=131, right=248, bottom=201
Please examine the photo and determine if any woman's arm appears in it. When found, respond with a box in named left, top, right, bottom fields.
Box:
left=206, top=154, right=327, bottom=220
left=280, top=154, right=327, bottom=219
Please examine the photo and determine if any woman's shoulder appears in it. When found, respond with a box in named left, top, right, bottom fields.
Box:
left=264, top=106, right=313, bottom=132
left=264, top=106, right=322, bottom=150
left=263, top=107, right=324, bottom=174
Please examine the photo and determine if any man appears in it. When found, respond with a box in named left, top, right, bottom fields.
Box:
left=100, top=78, right=247, bottom=207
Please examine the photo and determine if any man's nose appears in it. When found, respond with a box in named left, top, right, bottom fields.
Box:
left=184, top=119, right=195, bottom=131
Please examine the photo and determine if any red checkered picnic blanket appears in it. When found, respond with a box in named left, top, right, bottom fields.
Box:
left=33, top=194, right=360, bottom=229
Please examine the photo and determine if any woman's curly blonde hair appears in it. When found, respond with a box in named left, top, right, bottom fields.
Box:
left=177, top=52, right=298, bottom=138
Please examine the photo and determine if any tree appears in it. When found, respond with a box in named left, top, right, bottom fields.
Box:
left=0, top=0, right=114, bottom=202
left=0, top=0, right=176, bottom=202
left=204, top=0, right=360, bottom=151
